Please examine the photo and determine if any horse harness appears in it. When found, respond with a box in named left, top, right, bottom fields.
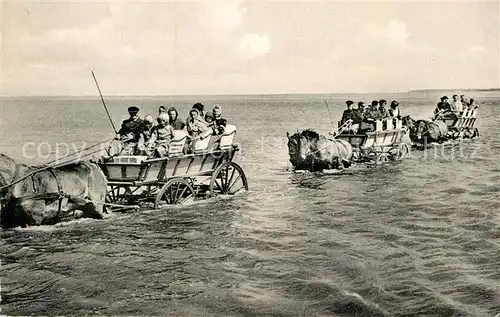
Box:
left=4, top=167, right=70, bottom=216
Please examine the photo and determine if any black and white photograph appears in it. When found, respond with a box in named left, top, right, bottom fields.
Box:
left=1, top=1, right=499, bottom=316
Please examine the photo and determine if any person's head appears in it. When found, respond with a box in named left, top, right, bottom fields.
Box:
left=144, top=114, right=155, bottom=128
left=192, top=102, right=204, bottom=114
left=390, top=100, right=399, bottom=109
left=189, top=108, right=200, bottom=120
left=469, top=98, right=475, bottom=104
left=460, top=95, right=465, bottom=101
left=128, top=106, right=139, bottom=118
left=212, top=104, right=222, bottom=117
left=452, top=94, right=458, bottom=101
left=158, top=105, right=167, bottom=114
left=345, top=100, right=354, bottom=110
left=157, top=113, right=169, bottom=127
left=441, top=96, right=448, bottom=102
left=371, top=100, right=379, bottom=108
left=357, top=101, right=365, bottom=110
left=167, top=107, right=178, bottom=121
left=205, top=112, right=214, bottom=123
left=379, top=99, right=387, bottom=108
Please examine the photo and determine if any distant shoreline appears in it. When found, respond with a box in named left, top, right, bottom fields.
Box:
left=1, top=89, right=499, bottom=99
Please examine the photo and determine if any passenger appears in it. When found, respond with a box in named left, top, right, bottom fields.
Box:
left=116, top=106, right=144, bottom=155
left=434, top=96, right=451, bottom=118
left=192, top=102, right=205, bottom=120
left=340, top=100, right=358, bottom=125
left=146, top=113, right=175, bottom=158
left=468, top=98, right=478, bottom=110
left=376, top=99, right=390, bottom=120
left=355, top=101, right=366, bottom=124
left=212, top=104, right=227, bottom=135
left=388, top=100, right=401, bottom=119
left=158, top=105, right=167, bottom=116
left=450, top=94, right=463, bottom=113
left=136, top=115, right=156, bottom=155
left=460, top=95, right=468, bottom=108
left=167, top=107, right=185, bottom=130
left=366, top=100, right=379, bottom=121
left=186, top=108, right=210, bottom=138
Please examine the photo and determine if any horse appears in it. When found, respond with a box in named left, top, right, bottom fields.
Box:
left=0, top=154, right=108, bottom=228
left=286, top=129, right=353, bottom=172
left=402, top=115, right=448, bottom=145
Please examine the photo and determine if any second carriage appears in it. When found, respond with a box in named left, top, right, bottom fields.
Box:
left=334, top=117, right=411, bottom=164
left=434, top=108, right=479, bottom=140
left=98, top=125, right=249, bottom=209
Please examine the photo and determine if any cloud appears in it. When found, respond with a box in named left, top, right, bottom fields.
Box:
left=238, top=33, right=272, bottom=59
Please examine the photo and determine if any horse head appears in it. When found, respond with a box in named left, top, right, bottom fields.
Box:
left=286, top=129, right=319, bottom=167
left=415, top=120, right=429, bottom=141
left=0, top=154, right=18, bottom=196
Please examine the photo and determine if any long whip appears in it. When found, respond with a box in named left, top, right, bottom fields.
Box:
left=324, top=99, right=337, bottom=130
left=91, top=70, right=118, bottom=134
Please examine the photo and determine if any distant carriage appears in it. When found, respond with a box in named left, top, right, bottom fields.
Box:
left=434, top=108, right=479, bottom=140
left=99, top=125, right=248, bottom=208
left=334, top=118, right=411, bottom=164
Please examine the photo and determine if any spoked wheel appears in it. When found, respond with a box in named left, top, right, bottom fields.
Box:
left=154, top=178, right=195, bottom=208
left=209, top=162, right=248, bottom=197
left=106, top=185, right=135, bottom=204
left=376, top=153, right=390, bottom=164
left=394, top=143, right=411, bottom=160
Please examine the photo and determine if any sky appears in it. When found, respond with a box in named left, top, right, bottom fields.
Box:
left=2, top=0, right=499, bottom=95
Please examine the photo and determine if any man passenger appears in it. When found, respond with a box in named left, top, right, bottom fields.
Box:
left=340, top=100, right=357, bottom=125
left=376, top=99, right=390, bottom=120
left=451, top=94, right=463, bottom=113
left=116, top=106, right=144, bottom=154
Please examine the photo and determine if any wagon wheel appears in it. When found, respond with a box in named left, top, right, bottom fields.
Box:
left=106, top=185, right=133, bottom=204
left=376, top=153, right=390, bottom=164
left=473, top=128, right=479, bottom=138
left=154, top=178, right=195, bottom=208
left=393, top=143, right=411, bottom=160
left=209, top=162, right=248, bottom=197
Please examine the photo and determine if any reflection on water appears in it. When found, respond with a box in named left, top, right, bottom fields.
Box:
left=1, top=96, right=500, bottom=316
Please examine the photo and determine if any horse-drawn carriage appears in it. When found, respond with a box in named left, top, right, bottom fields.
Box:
left=434, top=108, right=479, bottom=140
left=334, top=117, right=411, bottom=164
left=99, top=125, right=248, bottom=209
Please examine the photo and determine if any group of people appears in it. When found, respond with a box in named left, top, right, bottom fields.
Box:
left=340, top=99, right=401, bottom=127
left=434, top=94, right=478, bottom=118
left=111, top=103, right=228, bottom=158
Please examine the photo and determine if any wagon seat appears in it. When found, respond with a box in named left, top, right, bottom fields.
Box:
left=192, top=125, right=237, bottom=153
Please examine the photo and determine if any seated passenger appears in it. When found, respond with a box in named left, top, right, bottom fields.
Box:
left=388, top=100, right=401, bottom=119
left=340, top=100, right=357, bottom=125
left=146, top=114, right=175, bottom=158
left=168, top=107, right=185, bottom=130
left=355, top=102, right=366, bottom=124
left=434, top=96, right=451, bottom=118
left=136, top=115, right=156, bottom=155
left=460, top=95, right=469, bottom=108
left=186, top=108, right=209, bottom=138
left=366, top=100, right=379, bottom=121
left=376, top=99, right=390, bottom=120
left=212, top=104, right=227, bottom=135
left=113, top=105, right=144, bottom=155
left=450, top=94, right=463, bottom=114
left=158, top=105, right=167, bottom=116
left=192, top=102, right=205, bottom=119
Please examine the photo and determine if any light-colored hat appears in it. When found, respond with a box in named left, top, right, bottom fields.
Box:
left=157, top=113, right=169, bottom=122
left=144, top=114, right=155, bottom=123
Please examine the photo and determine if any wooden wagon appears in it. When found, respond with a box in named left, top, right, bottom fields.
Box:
left=434, top=108, right=479, bottom=140
left=98, top=125, right=248, bottom=209
left=335, top=118, right=411, bottom=164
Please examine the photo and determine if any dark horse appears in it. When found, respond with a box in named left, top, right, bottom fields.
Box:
left=0, top=154, right=108, bottom=228
left=402, top=115, right=448, bottom=145
left=286, top=129, right=353, bottom=172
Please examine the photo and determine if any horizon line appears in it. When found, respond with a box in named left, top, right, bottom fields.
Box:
left=2, top=88, right=499, bottom=98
